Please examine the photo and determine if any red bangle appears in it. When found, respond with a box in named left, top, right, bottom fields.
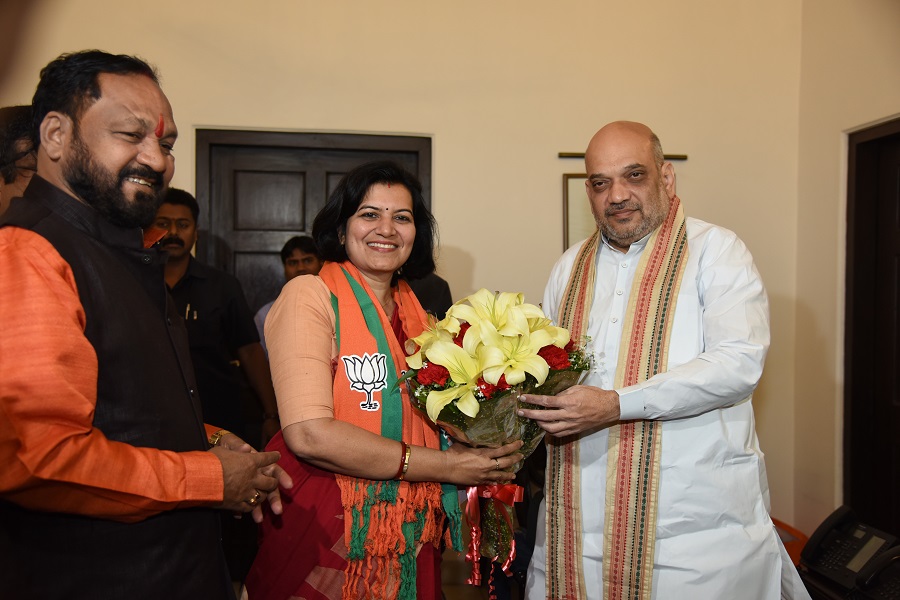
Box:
left=395, top=441, right=411, bottom=480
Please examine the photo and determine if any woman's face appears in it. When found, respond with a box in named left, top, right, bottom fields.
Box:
left=342, top=183, right=416, bottom=283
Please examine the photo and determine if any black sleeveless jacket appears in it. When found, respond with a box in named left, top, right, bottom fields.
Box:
left=0, top=177, right=233, bottom=599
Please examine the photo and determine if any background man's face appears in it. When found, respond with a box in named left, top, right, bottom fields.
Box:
left=153, top=203, right=197, bottom=259
left=60, top=73, right=177, bottom=228
left=284, top=248, right=323, bottom=280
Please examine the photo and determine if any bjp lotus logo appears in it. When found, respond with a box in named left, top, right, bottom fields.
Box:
left=342, top=352, right=388, bottom=411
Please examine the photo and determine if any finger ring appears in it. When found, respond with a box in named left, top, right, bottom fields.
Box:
left=248, top=490, right=261, bottom=506
left=493, top=459, right=501, bottom=470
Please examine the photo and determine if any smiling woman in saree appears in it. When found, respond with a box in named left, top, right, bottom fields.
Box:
left=244, top=161, right=522, bottom=600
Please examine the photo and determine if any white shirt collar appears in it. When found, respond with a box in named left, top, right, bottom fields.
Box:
left=600, top=229, right=654, bottom=255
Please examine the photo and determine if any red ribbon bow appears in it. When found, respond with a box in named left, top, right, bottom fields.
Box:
left=464, top=483, right=524, bottom=596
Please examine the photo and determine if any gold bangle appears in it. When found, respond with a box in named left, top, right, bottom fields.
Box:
left=398, top=443, right=412, bottom=481
left=208, top=429, right=231, bottom=447
left=394, top=441, right=407, bottom=479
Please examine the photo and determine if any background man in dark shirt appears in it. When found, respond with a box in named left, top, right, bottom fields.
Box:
left=254, top=235, right=324, bottom=355
left=154, top=188, right=280, bottom=447
left=408, top=271, right=453, bottom=319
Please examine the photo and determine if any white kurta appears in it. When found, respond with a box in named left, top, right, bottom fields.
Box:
left=526, top=217, right=809, bottom=600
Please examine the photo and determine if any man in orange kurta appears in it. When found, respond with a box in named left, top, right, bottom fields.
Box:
left=0, top=50, right=289, bottom=599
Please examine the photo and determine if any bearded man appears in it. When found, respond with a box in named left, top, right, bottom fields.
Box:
left=0, top=50, right=290, bottom=599
left=519, top=121, right=810, bottom=599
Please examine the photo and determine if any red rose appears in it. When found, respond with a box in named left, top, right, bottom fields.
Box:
left=564, top=339, right=577, bottom=353
left=417, top=362, right=450, bottom=387
left=496, top=374, right=511, bottom=390
left=538, top=345, right=571, bottom=370
left=453, top=323, right=471, bottom=347
left=477, top=377, right=498, bottom=399
left=477, top=374, right=510, bottom=400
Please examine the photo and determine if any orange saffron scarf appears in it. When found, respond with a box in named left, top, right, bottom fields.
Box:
left=319, top=261, right=462, bottom=600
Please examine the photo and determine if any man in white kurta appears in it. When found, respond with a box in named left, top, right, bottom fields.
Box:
left=521, top=121, right=809, bottom=599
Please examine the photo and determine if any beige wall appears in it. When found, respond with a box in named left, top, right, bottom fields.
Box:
left=794, top=0, right=900, bottom=534
left=3, top=0, right=897, bottom=532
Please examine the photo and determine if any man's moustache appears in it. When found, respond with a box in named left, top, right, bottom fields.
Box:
left=119, top=167, right=163, bottom=189
left=606, top=203, right=640, bottom=216
left=160, top=237, right=184, bottom=247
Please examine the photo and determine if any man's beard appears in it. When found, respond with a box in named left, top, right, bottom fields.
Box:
left=598, top=181, right=671, bottom=246
left=63, top=133, right=165, bottom=229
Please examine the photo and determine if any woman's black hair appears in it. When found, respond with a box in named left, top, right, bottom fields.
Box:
left=312, top=160, right=436, bottom=280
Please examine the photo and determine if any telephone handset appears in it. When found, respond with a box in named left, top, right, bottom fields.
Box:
left=799, top=505, right=899, bottom=599
left=855, top=546, right=900, bottom=599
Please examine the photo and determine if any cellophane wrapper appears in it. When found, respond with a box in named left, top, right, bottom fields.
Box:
left=406, top=367, right=588, bottom=563
left=408, top=368, right=587, bottom=472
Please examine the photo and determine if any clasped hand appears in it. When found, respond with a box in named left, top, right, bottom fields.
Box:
left=445, top=440, right=524, bottom=487
left=211, top=433, right=293, bottom=523
left=517, top=385, right=620, bottom=438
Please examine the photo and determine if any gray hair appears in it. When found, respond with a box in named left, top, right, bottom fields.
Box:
left=649, top=132, right=665, bottom=167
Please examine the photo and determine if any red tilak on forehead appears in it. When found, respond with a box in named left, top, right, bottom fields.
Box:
left=155, top=114, right=165, bottom=138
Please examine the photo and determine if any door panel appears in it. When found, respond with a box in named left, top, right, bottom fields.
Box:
left=870, top=134, right=900, bottom=534
left=195, top=130, right=431, bottom=314
left=846, top=121, right=900, bottom=536
left=233, top=170, right=306, bottom=231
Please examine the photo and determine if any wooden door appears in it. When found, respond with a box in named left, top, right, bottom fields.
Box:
left=195, top=130, right=431, bottom=313
left=845, top=118, right=900, bottom=535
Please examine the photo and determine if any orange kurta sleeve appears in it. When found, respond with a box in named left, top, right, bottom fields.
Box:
left=0, top=227, right=223, bottom=523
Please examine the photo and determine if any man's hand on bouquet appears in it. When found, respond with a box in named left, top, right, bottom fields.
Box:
left=210, top=432, right=293, bottom=522
left=518, top=385, right=620, bottom=437
left=445, top=440, right=524, bottom=487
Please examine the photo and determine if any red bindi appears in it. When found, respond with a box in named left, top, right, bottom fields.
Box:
left=155, top=114, right=165, bottom=138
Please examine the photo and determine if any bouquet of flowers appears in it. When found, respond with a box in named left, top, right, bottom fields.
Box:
left=401, top=289, right=590, bottom=581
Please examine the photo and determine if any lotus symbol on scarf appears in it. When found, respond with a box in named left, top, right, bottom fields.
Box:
left=342, top=352, right=387, bottom=411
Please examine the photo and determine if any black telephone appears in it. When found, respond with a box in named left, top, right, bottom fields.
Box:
left=800, top=505, right=900, bottom=599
